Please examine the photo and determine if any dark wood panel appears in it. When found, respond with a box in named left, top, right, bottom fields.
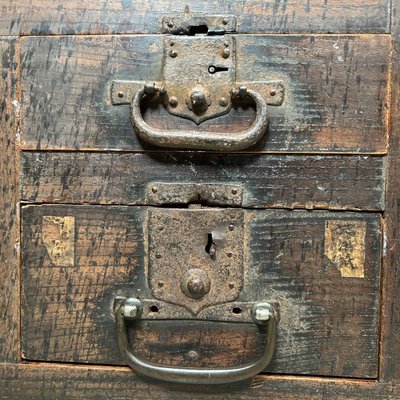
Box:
left=2, top=363, right=399, bottom=400
left=21, top=152, right=386, bottom=211
left=0, top=38, right=19, bottom=362
left=380, top=0, right=400, bottom=383
left=20, top=35, right=390, bottom=153
left=0, top=0, right=390, bottom=35
left=21, top=206, right=381, bottom=378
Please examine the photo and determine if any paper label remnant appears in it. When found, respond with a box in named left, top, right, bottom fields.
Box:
left=325, top=221, right=366, bottom=278
left=42, top=216, right=75, bottom=267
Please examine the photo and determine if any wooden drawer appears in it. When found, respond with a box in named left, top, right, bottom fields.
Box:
left=21, top=205, right=381, bottom=378
left=20, top=35, right=390, bottom=152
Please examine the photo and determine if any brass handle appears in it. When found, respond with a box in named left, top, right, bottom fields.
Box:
left=129, top=86, right=269, bottom=151
left=115, top=298, right=278, bottom=385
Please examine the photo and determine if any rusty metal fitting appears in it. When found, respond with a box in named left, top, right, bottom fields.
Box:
left=181, top=268, right=211, bottom=300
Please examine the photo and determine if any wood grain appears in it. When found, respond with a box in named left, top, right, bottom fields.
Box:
left=21, top=206, right=381, bottom=378
left=0, top=0, right=390, bottom=35
left=20, top=152, right=386, bottom=211
left=20, top=35, right=390, bottom=153
left=2, top=363, right=399, bottom=400
left=380, top=0, right=400, bottom=383
left=0, top=38, right=19, bottom=362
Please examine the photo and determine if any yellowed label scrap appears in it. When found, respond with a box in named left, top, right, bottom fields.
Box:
left=42, top=216, right=75, bottom=267
left=325, top=221, right=366, bottom=278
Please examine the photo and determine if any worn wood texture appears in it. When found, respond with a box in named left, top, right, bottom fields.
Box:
left=2, top=363, right=400, bottom=400
left=0, top=0, right=390, bottom=36
left=0, top=38, right=19, bottom=362
left=380, top=0, right=400, bottom=383
left=20, top=35, right=390, bottom=153
left=21, top=152, right=386, bottom=211
left=21, top=205, right=381, bottom=378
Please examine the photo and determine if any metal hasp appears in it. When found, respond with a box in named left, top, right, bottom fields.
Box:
left=113, top=183, right=279, bottom=384
left=111, top=13, right=285, bottom=151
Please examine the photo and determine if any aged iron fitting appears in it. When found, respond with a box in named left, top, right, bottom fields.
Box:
left=113, top=182, right=280, bottom=384
left=111, top=13, right=285, bottom=151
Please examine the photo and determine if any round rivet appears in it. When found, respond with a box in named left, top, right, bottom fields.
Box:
left=170, top=41, right=175, bottom=46
left=227, top=252, right=233, bottom=258
left=117, top=91, right=124, bottom=98
left=151, top=186, right=158, bottom=193
left=158, top=281, right=164, bottom=288
left=270, top=90, right=277, bottom=97
left=189, top=87, right=211, bottom=115
left=158, top=225, right=164, bottom=231
left=229, top=224, right=234, bottom=231
left=229, top=282, right=235, bottom=289
left=169, top=96, right=178, bottom=107
left=232, top=188, right=238, bottom=195
left=224, top=41, right=229, bottom=47
left=187, top=350, right=200, bottom=361
left=167, top=20, right=174, bottom=28
left=156, top=253, right=162, bottom=259
left=181, top=268, right=211, bottom=300
left=219, top=97, right=228, bottom=107
left=170, top=49, right=178, bottom=58
left=222, top=48, right=230, bottom=58
left=222, top=18, right=229, bottom=25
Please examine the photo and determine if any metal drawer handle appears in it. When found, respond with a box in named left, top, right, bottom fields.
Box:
left=130, top=86, right=269, bottom=151
left=115, top=298, right=277, bottom=385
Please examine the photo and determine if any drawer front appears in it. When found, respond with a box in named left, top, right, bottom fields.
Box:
left=20, top=34, right=390, bottom=153
left=21, top=205, right=381, bottom=378
left=20, top=152, right=386, bottom=211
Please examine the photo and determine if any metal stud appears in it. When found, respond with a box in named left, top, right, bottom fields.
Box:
left=169, top=96, right=178, bottom=107
left=222, top=48, right=230, bottom=58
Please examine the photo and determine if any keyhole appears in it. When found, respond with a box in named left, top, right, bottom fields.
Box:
left=205, top=233, right=216, bottom=259
left=208, top=65, right=229, bottom=74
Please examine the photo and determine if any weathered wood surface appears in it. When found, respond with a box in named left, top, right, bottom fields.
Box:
left=0, top=0, right=390, bottom=36
left=380, top=0, right=400, bottom=384
left=21, top=152, right=386, bottom=211
left=20, top=35, right=390, bottom=153
left=21, top=206, right=381, bottom=378
left=0, top=38, right=19, bottom=362
left=2, top=363, right=400, bottom=400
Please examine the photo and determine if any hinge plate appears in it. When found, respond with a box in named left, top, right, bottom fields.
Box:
left=161, top=14, right=237, bottom=35
left=146, top=182, right=243, bottom=207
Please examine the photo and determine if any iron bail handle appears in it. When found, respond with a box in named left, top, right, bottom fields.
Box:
left=129, top=86, right=269, bottom=151
left=115, top=298, right=278, bottom=385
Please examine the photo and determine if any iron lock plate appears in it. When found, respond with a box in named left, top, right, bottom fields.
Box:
left=162, top=35, right=236, bottom=123
left=148, top=207, right=244, bottom=315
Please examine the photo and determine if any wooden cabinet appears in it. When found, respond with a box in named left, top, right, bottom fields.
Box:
left=1, top=1, right=400, bottom=398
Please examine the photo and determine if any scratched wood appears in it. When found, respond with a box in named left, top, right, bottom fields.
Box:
left=20, top=152, right=386, bottom=211
left=21, top=206, right=381, bottom=378
left=0, top=38, right=19, bottom=363
left=20, top=35, right=390, bottom=153
left=380, top=0, right=400, bottom=384
left=0, top=0, right=390, bottom=36
left=3, top=364, right=400, bottom=400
